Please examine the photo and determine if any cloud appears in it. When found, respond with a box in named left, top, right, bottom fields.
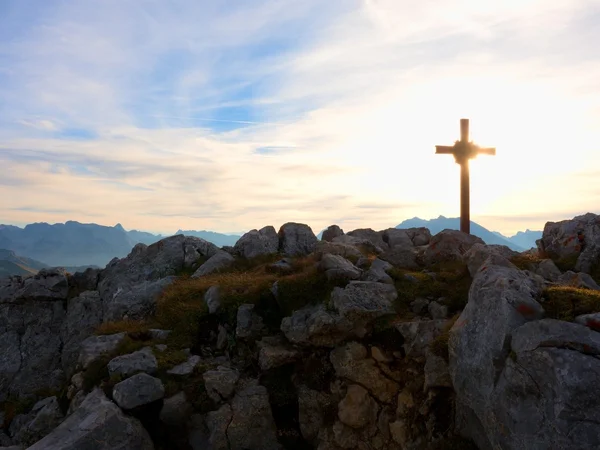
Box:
left=1, top=0, right=600, bottom=235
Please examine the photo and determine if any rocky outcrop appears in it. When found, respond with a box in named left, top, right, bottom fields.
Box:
left=192, top=251, right=235, bottom=278
left=233, top=226, right=279, bottom=259
left=318, top=254, right=362, bottom=282
left=112, top=373, right=165, bottom=410
left=279, top=223, right=318, bottom=256
left=423, top=229, right=484, bottom=266
left=322, top=225, right=344, bottom=242
left=537, top=212, right=600, bottom=274
left=27, top=389, right=153, bottom=449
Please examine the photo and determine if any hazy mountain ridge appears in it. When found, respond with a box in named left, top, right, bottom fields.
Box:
left=175, top=229, right=241, bottom=247
left=396, top=216, right=541, bottom=251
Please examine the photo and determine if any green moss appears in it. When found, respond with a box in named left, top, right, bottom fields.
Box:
left=154, top=348, right=189, bottom=372
left=543, top=286, right=600, bottom=321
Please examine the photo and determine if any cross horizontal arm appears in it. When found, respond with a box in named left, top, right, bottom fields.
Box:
left=435, top=146, right=455, bottom=154
left=476, top=147, right=496, bottom=156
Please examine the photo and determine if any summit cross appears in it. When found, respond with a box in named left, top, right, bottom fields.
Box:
left=435, top=118, right=496, bottom=235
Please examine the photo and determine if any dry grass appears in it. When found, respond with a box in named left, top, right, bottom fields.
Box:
left=95, top=319, right=154, bottom=336
left=510, top=253, right=545, bottom=271
left=542, top=286, right=600, bottom=322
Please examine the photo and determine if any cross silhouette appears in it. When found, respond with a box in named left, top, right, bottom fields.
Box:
left=435, top=119, right=496, bottom=234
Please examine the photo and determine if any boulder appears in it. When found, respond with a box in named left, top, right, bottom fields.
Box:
left=346, top=229, right=389, bottom=251
left=77, top=332, right=126, bottom=370
left=448, top=264, right=548, bottom=449
left=167, top=355, right=201, bottom=376
left=463, top=243, right=518, bottom=277
left=204, top=405, right=232, bottom=450
left=281, top=304, right=354, bottom=347
left=1, top=268, right=69, bottom=303
left=337, top=385, right=378, bottom=429
left=233, top=226, right=279, bottom=259
left=332, top=235, right=385, bottom=255
left=60, top=291, right=103, bottom=378
left=396, top=319, right=447, bottom=358
left=160, top=391, right=193, bottom=427
left=201, top=286, right=221, bottom=315
left=278, top=223, right=318, bottom=256
left=381, top=228, right=413, bottom=249
left=318, top=254, right=362, bottom=282
left=423, top=230, right=484, bottom=266
left=203, top=366, right=240, bottom=403
left=537, top=212, right=600, bottom=274
left=379, top=246, right=420, bottom=270
left=227, top=383, right=281, bottom=450
left=362, top=258, right=394, bottom=284
left=314, top=241, right=363, bottom=260
left=9, top=397, right=64, bottom=447
left=107, top=347, right=158, bottom=377
left=112, top=373, right=165, bottom=410
left=428, top=301, right=448, bottom=320
left=192, top=251, right=235, bottom=278
left=322, top=225, right=344, bottom=242
left=257, top=335, right=300, bottom=371
left=98, top=234, right=217, bottom=320
left=423, top=351, right=452, bottom=390
left=27, top=389, right=153, bottom=449
left=330, top=342, right=400, bottom=403
left=68, top=267, right=100, bottom=294
left=297, top=385, right=333, bottom=443
left=235, top=304, right=265, bottom=339
left=557, top=271, right=600, bottom=290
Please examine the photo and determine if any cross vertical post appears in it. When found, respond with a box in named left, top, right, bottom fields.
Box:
left=435, top=119, right=496, bottom=235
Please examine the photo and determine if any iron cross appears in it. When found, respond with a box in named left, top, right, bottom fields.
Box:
left=435, top=119, right=496, bottom=234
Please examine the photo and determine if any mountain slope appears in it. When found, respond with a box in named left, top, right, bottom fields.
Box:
left=396, top=216, right=526, bottom=251
left=508, top=230, right=543, bottom=250
left=0, top=249, right=49, bottom=278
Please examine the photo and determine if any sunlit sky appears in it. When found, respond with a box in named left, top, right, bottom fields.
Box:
left=1, top=0, right=599, bottom=236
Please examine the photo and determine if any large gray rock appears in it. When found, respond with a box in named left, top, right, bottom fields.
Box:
left=332, top=235, right=385, bottom=255
left=318, top=254, right=362, bottom=282
left=423, top=229, right=484, bottom=266
left=257, top=335, right=300, bottom=371
left=204, top=286, right=221, bottom=314
left=235, top=304, right=265, bottom=339
left=60, top=290, right=103, bottom=378
left=379, top=246, right=420, bottom=269
left=233, top=226, right=279, bottom=259
left=362, top=258, right=394, bottom=284
left=538, top=212, right=600, bottom=274
left=203, top=366, right=240, bottom=403
left=381, top=228, right=414, bottom=249
left=297, top=385, right=333, bottom=443
left=280, top=303, right=354, bottom=347
left=112, top=373, right=165, bottom=410
left=192, top=251, right=235, bottom=278
left=77, top=332, right=127, bottom=370
left=463, top=243, right=518, bottom=277
left=167, top=355, right=201, bottom=376
left=396, top=319, right=448, bottom=358
left=227, top=383, right=281, bottom=450
left=322, top=225, right=344, bottom=242
left=9, top=397, right=64, bottom=447
left=346, top=229, right=389, bottom=252
left=278, top=223, right=318, bottom=256
left=28, top=389, right=153, bottom=449
left=557, top=271, right=600, bottom=290
left=314, top=241, right=363, bottom=260
left=331, top=281, right=397, bottom=335
left=0, top=268, right=69, bottom=303
left=107, top=347, right=158, bottom=377
left=0, top=297, right=66, bottom=401
left=98, top=234, right=217, bottom=320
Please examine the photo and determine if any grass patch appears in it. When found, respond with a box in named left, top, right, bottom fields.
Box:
left=154, top=348, right=190, bottom=372
left=429, top=314, right=460, bottom=363
left=542, top=286, right=600, bottom=321
left=390, top=265, right=472, bottom=316
left=510, top=253, right=544, bottom=271
left=95, top=319, right=154, bottom=336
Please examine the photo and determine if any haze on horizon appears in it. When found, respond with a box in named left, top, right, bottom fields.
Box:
left=1, top=0, right=599, bottom=237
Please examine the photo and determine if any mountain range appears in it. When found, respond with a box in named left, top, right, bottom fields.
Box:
left=395, top=216, right=541, bottom=251
left=0, top=217, right=541, bottom=277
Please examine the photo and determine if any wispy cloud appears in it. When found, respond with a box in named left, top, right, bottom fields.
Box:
left=1, top=0, right=599, bottom=235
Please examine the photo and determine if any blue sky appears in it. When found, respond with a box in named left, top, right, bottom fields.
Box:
left=1, top=0, right=600, bottom=235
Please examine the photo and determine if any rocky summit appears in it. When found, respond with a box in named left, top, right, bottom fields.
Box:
left=0, top=216, right=600, bottom=449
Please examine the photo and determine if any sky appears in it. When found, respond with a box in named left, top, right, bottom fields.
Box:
left=1, top=0, right=599, bottom=236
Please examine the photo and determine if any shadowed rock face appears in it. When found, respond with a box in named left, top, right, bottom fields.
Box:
left=27, top=389, right=154, bottom=450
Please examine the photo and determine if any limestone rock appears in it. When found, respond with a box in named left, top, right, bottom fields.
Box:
left=337, top=385, right=378, bottom=429
left=575, top=312, right=600, bottom=330
left=318, top=254, right=362, bottom=282
left=332, top=235, right=385, bottom=255
left=346, top=229, right=389, bottom=252
left=257, top=335, right=300, bottom=371
left=203, top=366, right=240, bottom=403
left=107, top=347, right=158, bottom=377
left=297, top=385, right=333, bottom=443
left=9, top=397, right=64, bottom=447
left=396, top=319, right=447, bottom=358
left=315, top=241, right=363, bottom=260
left=112, top=373, right=165, bottom=410
left=330, top=342, right=399, bottom=403
left=160, top=392, right=193, bottom=427
left=27, top=389, right=153, bottom=449
left=167, top=355, right=201, bottom=376
left=379, top=247, right=420, bottom=270
left=192, top=251, right=235, bottom=278
left=77, top=332, right=126, bottom=370
left=204, top=405, right=232, bottom=450
left=279, top=222, right=318, bottom=256
left=149, top=329, right=171, bottom=340
left=423, top=230, right=484, bottom=266
left=1, top=268, right=69, bottom=303
left=557, top=271, right=600, bottom=290
left=381, top=228, right=414, bottom=249
left=362, top=258, right=394, bottom=285
left=322, top=225, right=344, bottom=242
left=235, top=304, right=265, bottom=339
left=68, top=267, right=100, bottom=294
left=463, top=243, right=518, bottom=277
left=60, top=290, right=104, bottom=378
left=227, top=383, right=281, bottom=450
left=428, top=301, right=448, bottom=320
left=424, top=351, right=452, bottom=390
left=204, top=286, right=221, bottom=314
left=233, top=226, right=279, bottom=259
left=533, top=258, right=562, bottom=281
